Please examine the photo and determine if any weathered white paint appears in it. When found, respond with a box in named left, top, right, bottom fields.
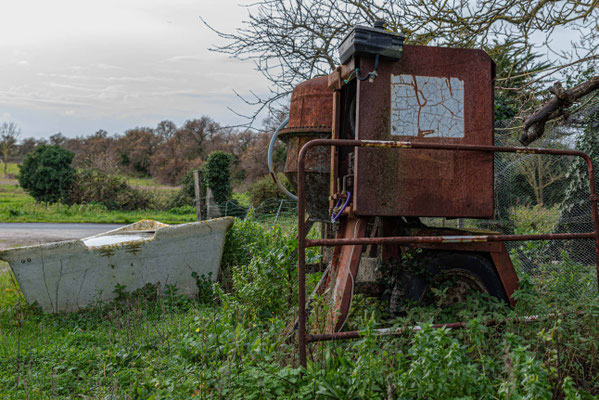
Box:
left=0, top=218, right=234, bottom=312
left=390, top=74, right=465, bottom=138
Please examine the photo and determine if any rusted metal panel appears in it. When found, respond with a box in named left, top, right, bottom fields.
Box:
left=490, top=244, right=519, bottom=305
left=354, top=45, right=495, bottom=217
left=325, top=217, right=367, bottom=332
left=280, top=76, right=333, bottom=133
left=278, top=76, right=333, bottom=220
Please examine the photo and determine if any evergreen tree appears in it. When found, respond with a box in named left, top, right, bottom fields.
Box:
left=559, top=107, right=599, bottom=264
left=203, top=151, right=234, bottom=214
left=18, top=145, right=75, bottom=203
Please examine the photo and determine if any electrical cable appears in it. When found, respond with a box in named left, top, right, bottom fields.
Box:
left=355, top=54, right=380, bottom=82
left=331, top=192, right=351, bottom=222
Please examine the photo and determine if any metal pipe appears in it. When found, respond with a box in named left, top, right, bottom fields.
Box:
left=305, top=232, right=596, bottom=248
left=297, top=137, right=308, bottom=368
left=307, top=312, right=584, bottom=343
left=268, top=117, right=298, bottom=201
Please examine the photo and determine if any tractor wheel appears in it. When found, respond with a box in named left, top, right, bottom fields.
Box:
left=394, top=252, right=509, bottom=310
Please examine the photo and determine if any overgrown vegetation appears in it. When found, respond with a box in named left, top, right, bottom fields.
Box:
left=248, top=173, right=293, bottom=209
left=68, top=168, right=154, bottom=211
left=1, top=215, right=598, bottom=398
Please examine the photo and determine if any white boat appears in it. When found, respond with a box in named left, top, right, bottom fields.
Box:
left=0, top=218, right=234, bottom=312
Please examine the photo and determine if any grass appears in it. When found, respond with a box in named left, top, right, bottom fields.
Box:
left=124, top=176, right=177, bottom=189
left=0, top=163, right=19, bottom=179
left=0, top=180, right=297, bottom=226
left=0, top=216, right=598, bottom=398
left=0, top=184, right=34, bottom=208
left=0, top=270, right=206, bottom=398
left=0, top=181, right=197, bottom=224
left=0, top=201, right=197, bottom=224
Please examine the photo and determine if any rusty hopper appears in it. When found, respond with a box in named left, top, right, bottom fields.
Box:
left=278, top=76, right=332, bottom=220
left=0, top=218, right=233, bottom=312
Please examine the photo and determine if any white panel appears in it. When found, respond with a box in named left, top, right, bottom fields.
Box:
left=390, top=74, right=464, bottom=138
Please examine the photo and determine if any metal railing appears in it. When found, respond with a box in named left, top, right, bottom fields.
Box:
left=296, top=139, right=599, bottom=367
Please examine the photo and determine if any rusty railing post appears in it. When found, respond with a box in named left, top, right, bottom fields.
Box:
left=297, top=142, right=308, bottom=368
left=582, top=155, right=599, bottom=290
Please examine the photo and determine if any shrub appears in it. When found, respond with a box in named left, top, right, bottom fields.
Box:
left=509, top=204, right=561, bottom=269
left=168, top=168, right=206, bottom=208
left=68, top=168, right=154, bottom=210
left=18, top=145, right=75, bottom=203
left=248, top=173, right=293, bottom=208
left=203, top=151, right=233, bottom=213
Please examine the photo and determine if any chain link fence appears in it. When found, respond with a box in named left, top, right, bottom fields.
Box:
left=423, top=149, right=597, bottom=300
left=200, top=196, right=299, bottom=227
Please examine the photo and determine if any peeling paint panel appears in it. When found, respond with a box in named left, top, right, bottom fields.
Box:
left=354, top=45, right=495, bottom=217
left=390, top=74, right=464, bottom=138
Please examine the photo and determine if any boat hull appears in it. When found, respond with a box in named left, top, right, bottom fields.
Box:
left=0, top=218, right=234, bottom=312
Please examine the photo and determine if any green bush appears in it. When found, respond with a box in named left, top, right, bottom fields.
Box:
left=509, top=204, right=560, bottom=270
left=203, top=151, right=233, bottom=213
left=18, top=145, right=75, bottom=203
left=68, top=168, right=154, bottom=211
left=248, top=173, right=293, bottom=208
left=169, top=169, right=200, bottom=208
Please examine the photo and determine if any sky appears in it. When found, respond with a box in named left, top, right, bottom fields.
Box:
left=0, top=0, right=270, bottom=139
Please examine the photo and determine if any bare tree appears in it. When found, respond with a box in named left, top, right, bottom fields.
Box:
left=0, top=122, right=21, bottom=176
left=204, top=0, right=598, bottom=143
left=517, top=154, right=567, bottom=206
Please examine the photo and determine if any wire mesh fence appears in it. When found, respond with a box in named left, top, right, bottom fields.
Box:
left=199, top=196, right=299, bottom=227
left=423, top=150, right=598, bottom=299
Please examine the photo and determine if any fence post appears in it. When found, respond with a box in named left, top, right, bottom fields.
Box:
left=193, top=170, right=203, bottom=221
left=273, top=199, right=284, bottom=227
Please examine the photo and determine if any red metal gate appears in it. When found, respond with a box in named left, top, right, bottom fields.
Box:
left=296, top=139, right=599, bottom=367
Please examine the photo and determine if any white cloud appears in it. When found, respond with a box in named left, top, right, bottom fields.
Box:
left=0, top=0, right=272, bottom=138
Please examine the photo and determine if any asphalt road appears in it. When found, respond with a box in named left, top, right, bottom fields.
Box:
left=0, top=223, right=124, bottom=250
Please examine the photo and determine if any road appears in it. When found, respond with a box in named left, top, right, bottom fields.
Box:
left=0, top=223, right=124, bottom=250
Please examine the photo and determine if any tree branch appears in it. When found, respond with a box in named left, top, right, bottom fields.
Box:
left=520, top=76, right=599, bottom=145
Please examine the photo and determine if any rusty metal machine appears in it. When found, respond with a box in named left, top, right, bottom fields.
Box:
left=270, top=21, right=599, bottom=367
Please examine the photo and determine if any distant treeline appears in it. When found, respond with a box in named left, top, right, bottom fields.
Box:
left=12, top=116, right=286, bottom=186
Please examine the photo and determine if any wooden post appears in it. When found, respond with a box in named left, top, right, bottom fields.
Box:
left=193, top=170, right=202, bottom=221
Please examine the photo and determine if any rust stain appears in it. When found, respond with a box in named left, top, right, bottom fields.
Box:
left=362, top=140, right=412, bottom=148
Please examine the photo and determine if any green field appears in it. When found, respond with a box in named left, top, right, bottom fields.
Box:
left=0, top=176, right=295, bottom=226
left=0, top=163, right=19, bottom=179
left=0, top=173, right=197, bottom=224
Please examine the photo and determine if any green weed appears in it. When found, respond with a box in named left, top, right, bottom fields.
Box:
left=0, top=216, right=597, bottom=398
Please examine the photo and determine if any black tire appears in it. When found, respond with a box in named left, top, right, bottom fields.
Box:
left=400, top=252, right=509, bottom=306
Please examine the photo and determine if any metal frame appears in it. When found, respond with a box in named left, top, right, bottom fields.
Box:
left=297, top=139, right=599, bottom=367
